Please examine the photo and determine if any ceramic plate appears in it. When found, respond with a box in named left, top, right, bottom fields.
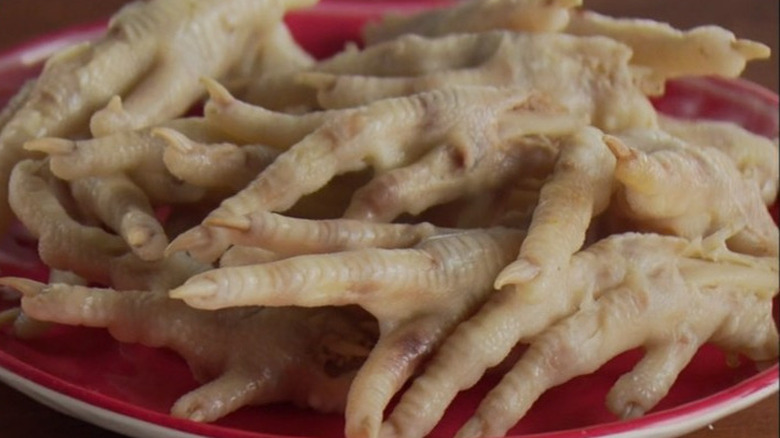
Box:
left=0, top=2, right=778, bottom=438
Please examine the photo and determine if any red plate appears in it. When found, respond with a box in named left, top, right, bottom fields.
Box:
left=0, top=2, right=778, bottom=438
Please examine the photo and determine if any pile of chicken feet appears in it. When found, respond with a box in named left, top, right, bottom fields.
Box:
left=0, top=0, right=778, bottom=437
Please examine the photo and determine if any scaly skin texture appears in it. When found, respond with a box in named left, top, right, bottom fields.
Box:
left=0, top=0, right=316, bottom=234
left=495, top=127, right=616, bottom=292
left=0, top=277, right=378, bottom=423
left=455, top=233, right=778, bottom=438
left=300, top=31, right=657, bottom=132
left=25, top=118, right=225, bottom=204
left=359, top=0, right=769, bottom=79
left=156, top=128, right=279, bottom=192
left=8, top=159, right=206, bottom=291
left=379, top=233, right=778, bottom=438
left=565, top=10, right=771, bottom=79
left=0, top=1, right=776, bottom=436
left=658, top=114, right=779, bottom=205
left=167, top=84, right=583, bottom=263
left=244, top=28, right=527, bottom=112
left=86, top=0, right=317, bottom=136
left=607, top=130, right=779, bottom=256
left=168, top=226, right=526, bottom=438
left=363, top=0, right=581, bottom=45
left=205, top=211, right=439, bottom=259
left=71, top=174, right=167, bottom=261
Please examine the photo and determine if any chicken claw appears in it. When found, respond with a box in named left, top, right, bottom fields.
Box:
left=8, top=159, right=205, bottom=290
left=71, top=174, right=168, bottom=261
left=361, top=0, right=769, bottom=80
left=363, top=0, right=581, bottom=45
left=170, top=225, right=526, bottom=438
left=565, top=10, right=771, bottom=79
left=25, top=121, right=209, bottom=204
left=658, top=114, right=779, bottom=205
left=155, top=127, right=279, bottom=192
left=496, top=127, right=615, bottom=291
left=87, top=0, right=317, bottom=136
left=0, top=277, right=378, bottom=421
left=455, top=233, right=778, bottom=438
left=378, top=128, right=615, bottom=438
left=0, top=0, right=314, bottom=233
left=607, top=130, right=779, bottom=256
left=205, top=210, right=438, bottom=257
left=169, top=86, right=572, bottom=263
left=302, top=31, right=656, bottom=131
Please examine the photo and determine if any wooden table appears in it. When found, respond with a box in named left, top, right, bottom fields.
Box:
left=0, top=1, right=777, bottom=437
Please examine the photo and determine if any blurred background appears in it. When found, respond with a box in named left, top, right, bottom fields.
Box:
left=0, top=0, right=778, bottom=91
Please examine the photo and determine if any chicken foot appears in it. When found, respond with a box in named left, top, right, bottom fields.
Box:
left=169, top=226, right=526, bottom=438
left=455, top=232, right=779, bottom=438
left=606, top=131, right=779, bottom=256
left=301, top=31, right=656, bottom=131
left=0, top=277, right=378, bottom=422
left=168, top=85, right=573, bottom=263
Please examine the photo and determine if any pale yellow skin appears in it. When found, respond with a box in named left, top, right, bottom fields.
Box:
left=658, top=114, right=779, bottom=205
left=26, top=118, right=226, bottom=204
left=0, top=277, right=378, bottom=423
left=156, top=127, right=280, bottom=192
left=7, top=159, right=205, bottom=291
left=607, top=130, right=779, bottom=257
left=0, top=269, right=84, bottom=340
left=365, top=127, right=776, bottom=438
left=71, top=174, right=168, bottom=261
left=380, top=233, right=778, bottom=438
left=457, top=233, right=779, bottom=438
left=0, top=0, right=315, bottom=234
left=244, top=28, right=530, bottom=112
left=8, top=159, right=125, bottom=284
left=201, top=79, right=332, bottom=148
left=359, top=0, right=769, bottom=79
left=169, top=226, right=527, bottom=438
left=168, top=85, right=584, bottom=263
left=496, top=127, right=616, bottom=291
left=301, top=31, right=657, bottom=132
left=0, top=0, right=776, bottom=436
left=206, top=211, right=439, bottom=257
left=87, top=0, right=317, bottom=136
left=565, top=10, right=771, bottom=79
left=363, top=0, right=581, bottom=45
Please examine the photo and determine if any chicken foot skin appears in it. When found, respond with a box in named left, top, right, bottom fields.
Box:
left=657, top=114, right=779, bottom=205
left=360, top=0, right=769, bottom=79
left=8, top=159, right=205, bottom=290
left=455, top=233, right=778, bottom=438
left=8, top=159, right=126, bottom=284
left=71, top=174, right=168, bottom=261
left=168, top=86, right=576, bottom=263
left=302, top=31, right=656, bottom=131
left=87, top=0, right=318, bottom=136
left=606, top=131, right=779, bottom=256
left=380, top=232, right=778, bottom=438
left=0, top=0, right=314, bottom=233
left=496, top=126, right=615, bottom=292
left=564, top=10, right=771, bottom=80
left=206, top=211, right=438, bottom=258
left=377, top=128, right=616, bottom=438
left=155, top=127, right=280, bottom=193
left=0, top=277, right=378, bottom=422
left=170, top=226, right=526, bottom=438
left=363, top=0, right=581, bottom=45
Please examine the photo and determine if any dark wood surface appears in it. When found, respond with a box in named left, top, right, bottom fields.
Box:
left=0, top=1, right=777, bottom=437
